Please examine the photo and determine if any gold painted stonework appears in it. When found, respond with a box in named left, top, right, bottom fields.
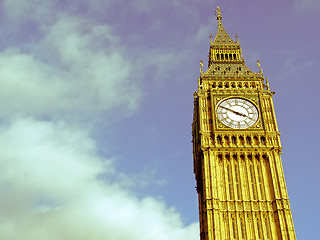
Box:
left=192, top=7, right=296, bottom=240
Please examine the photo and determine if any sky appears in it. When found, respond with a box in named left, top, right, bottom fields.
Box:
left=0, top=0, right=319, bottom=239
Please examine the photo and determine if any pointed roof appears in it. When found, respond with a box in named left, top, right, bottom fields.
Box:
left=212, top=7, right=237, bottom=45
left=212, top=22, right=236, bottom=45
left=200, top=7, right=263, bottom=79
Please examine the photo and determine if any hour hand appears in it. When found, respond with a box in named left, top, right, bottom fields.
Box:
left=219, top=106, right=247, bottom=117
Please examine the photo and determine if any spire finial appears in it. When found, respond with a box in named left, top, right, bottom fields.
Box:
left=215, top=6, right=222, bottom=20
left=257, top=60, right=264, bottom=74
left=235, top=33, right=239, bottom=43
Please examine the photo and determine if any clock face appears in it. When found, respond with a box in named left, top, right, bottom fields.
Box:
left=216, top=97, right=259, bottom=129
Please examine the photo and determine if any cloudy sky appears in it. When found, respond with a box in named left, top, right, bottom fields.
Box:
left=0, top=0, right=319, bottom=239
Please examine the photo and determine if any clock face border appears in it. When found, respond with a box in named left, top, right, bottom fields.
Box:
left=216, top=97, right=260, bottom=129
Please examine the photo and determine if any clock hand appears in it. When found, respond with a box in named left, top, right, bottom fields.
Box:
left=219, top=106, right=247, bottom=117
left=246, top=116, right=256, bottom=121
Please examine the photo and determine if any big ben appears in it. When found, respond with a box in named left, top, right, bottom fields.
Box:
left=192, top=7, right=296, bottom=240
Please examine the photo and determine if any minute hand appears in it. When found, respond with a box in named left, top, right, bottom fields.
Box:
left=220, top=106, right=247, bottom=117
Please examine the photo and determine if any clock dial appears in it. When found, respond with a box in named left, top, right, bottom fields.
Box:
left=216, top=97, right=259, bottom=129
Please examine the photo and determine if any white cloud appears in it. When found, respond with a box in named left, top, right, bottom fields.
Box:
left=0, top=118, right=198, bottom=240
left=2, top=0, right=114, bottom=21
left=0, top=15, right=141, bottom=120
left=2, top=0, right=54, bottom=20
left=0, top=1, right=199, bottom=239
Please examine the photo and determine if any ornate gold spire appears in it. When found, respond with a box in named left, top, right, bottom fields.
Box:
left=202, top=6, right=263, bottom=79
left=212, top=7, right=236, bottom=46
left=215, top=6, right=222, bottom=20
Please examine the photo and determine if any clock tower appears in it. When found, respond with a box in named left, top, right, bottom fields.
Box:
left=192, top=7, right=296, bottom=240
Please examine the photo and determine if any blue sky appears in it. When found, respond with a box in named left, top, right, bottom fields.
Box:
left=0, top=0, right=319, bottom=239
